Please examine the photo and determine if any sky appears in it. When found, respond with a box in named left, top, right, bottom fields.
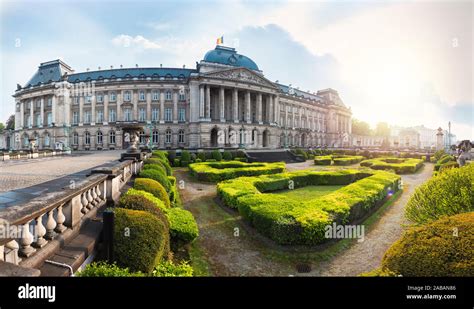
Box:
left=0, top=0, right=472, bottom=139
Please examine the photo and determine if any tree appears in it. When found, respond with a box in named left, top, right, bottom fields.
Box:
left=0, top=123, right=4, bottom=133
left=375, top=122, right=390, bottom=137
left=5, top=115, right=15, bottom=130
left=351, top=118, right=372, bottom=136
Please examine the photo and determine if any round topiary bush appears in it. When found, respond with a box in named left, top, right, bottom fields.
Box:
left=134, top=178, right=171, bottom=208
left=211, top=150, right=222, bottom=161
left=145, top=158, right=171, bottom=176
left=405, top=164, right=474, bottom=224
left=142, top=163, right=167, bottom=176
left=138, top=169, right=171, bottom=192
left=118, top=194, right=170, bottom=230
left=113, top=208, right=170, bottom=273
left=222, top=151, right=232, bottom=161
left=382, top=212, right=474, bottom=276
left=181, top=150, right=191, bottom=162
left=167, top=207, right=199, bottom=244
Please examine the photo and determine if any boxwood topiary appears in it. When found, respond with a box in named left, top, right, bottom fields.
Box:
left=118, top=194, right=170, bottom=231
left=167, top=207, right=199, bottom=244
left=138, top=169, right=171, bottom=192
left=145, top=157, right=172, bottom=176
left=211, top=150, right=222, bottom=161
left=382, top=212, right=474, bottom=276
left=113, top=208, right=170, bottom=273
left=133, top=178, right=171, bottom=208
left=222, top=151, right=232, bottom=161
left=142, top=163, right=167, bottom=176
left=77, top=262, right=144, bottom=277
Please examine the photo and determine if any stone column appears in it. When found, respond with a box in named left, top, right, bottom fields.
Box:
left=51, top=96, right=57, bottom=125
left=91, top=94, right=96, bottom=125
left=117, top=91, right=123, bottom=122
left=299, top=107, right=302, bottom=129
left=233, top=89, right=239, bottom=123
left=256, top=93, right=263, bottom=124
left=79, top=95, right=84, bottom=126
left=40, top=98, right=44, bottom=128
left=29, top=100, right=34, bottom=128
left=144, top=90, right=151, bottom=123
left=219, top=87, right=225, bottom=122
left=284, top=103, right=288, bottom=128
left=245, top=91, right=251, bottom=123
left=159, top=91, right=165, bottom=123
left=199, top=85, right=205, bottom=119
left=274, top=95, right=279, bottom=126
left=103, top=93, right=109, bottom=125
left=205, top=85, right=211, bottom=120
left=132, top=91, right=138, bottom=121
left=268, top=95, right=274, bottom=124
left=173, top=90, right=178, bottom=123
left=292, top=106, right=296, bottom=129
left=348, top=116, right=352, bottom=134
left=20, top=101, right=25, bottom=129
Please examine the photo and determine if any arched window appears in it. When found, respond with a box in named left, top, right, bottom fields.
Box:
left=178, top=129, right=185, bottom=144
left=109, top=131, right=116, bottom=144
left=152, top=130, right=159, bottom=144
left=44, top=134, right=50, bottom=147
left=139, top=131, right=145, bottom=144
left=97, top=131, right=103, bottom=144
left=165, top=129, right=172, bottom=144
left=85, top=132, right=91, bottom=145
left=73, top=132, right=79, bottom=145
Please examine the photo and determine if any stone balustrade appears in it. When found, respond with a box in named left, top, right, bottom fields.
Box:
left=1, top=150, right=71, bottom=161
left=0, top=156, right=149, bottom=275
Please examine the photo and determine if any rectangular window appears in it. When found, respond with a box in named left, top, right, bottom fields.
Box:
left=165, top=91, right=172, bottom=101
left=109, top=92, right=116, bottom=102
left=179, top=108, right=186, bottom=122
left=179, top=93, right=185, bottom=101
left=47, top=98, right=52, bottom=106
left=152, top=131, right=159, bottom=144
left=109, top=109, right=116, bottom=122
left=72, top=111, right=79, bottom=124
left=152, top=91, right=159, bottom=101
left=97, top=110, right=104, bottom=123
left=124, top=91, right=131, bottom=102
left=139, top=108, right=146, bottom=121
left=97, top=94, right=103, bottom=103
left=36, top=100, right=41, bottom=109
left=74, top=97, right=79, bottom=104
left=109, top=132, right=116, bottom=144
left=36, top=114, right=41, bottom=126
left=165, top=108, right=172, bottom=122
left=26, top=115, right=31, bottom=127
left=84, top=111, right=91, bottom=124
left=139, top=91, right=145, bottom=101
left=47, top=112, right=52, bottom=126
left=152, top=108, right=159, bottom=121
left=124, top=108, right=132, bottom=121
left=85, top=95, right=92, bottom=104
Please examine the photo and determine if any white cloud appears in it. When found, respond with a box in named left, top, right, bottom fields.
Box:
left=111, top=34, right=161, bottom=49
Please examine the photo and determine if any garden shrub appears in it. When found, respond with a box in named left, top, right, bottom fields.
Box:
left=438, top=161, right=459, bottom=173
left=195, top=158, right=202, bottom=163
left=217, top=169, right=400, bottom=245
left=197, top=152, right=207, bottom=161
left=181, top=150, right=191, bottom=162
left=212, top=150, right=223, bottom=161
left=142, top=163, right=167, bottom=176
left=173, top=158, right=180, bottom=167
left=234, top=157, right=247, bottom=162
left=405, top=164, right=474, bottom=224
left=360, top=157, right=423, bottom=174
left=133, top=178, right=170, bottom=208
left=147, top=155, right=172, bottom=176
left=382, top=212, right=474, bottom=276
left=222, top=151, right=233, bottom=161
left=167, top=207, right=199, bottom=244
left=113, top=208, right=170, bottom=273
left=189, top=161, right=286, bottom=182
left=152, top=261, right=193, bottom=277
left=206, top=159, right=217, bottom=162
left=359, top=268, right=397, bottom=277
left=434, top=149, right=446, bottom=161
left=438, top=154, right=455, bottom=164
left=138, top=169, right=171, bottom=192
left=77, top=262, right=143, bottom=277
left=167, top=150, right=176, bottom=163
left=332, top=155, right=365, bottom=165
left=123, top=188, right=168, bottom=212
left=314, top=155, right=332, bottom=165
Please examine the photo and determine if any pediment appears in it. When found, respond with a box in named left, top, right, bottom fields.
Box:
left=202, top=68, right=277, bottom=89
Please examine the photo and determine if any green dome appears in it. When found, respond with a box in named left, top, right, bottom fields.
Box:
left=203, top=46, right=259, bottom=71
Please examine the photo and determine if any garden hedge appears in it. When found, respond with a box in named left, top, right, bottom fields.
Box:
left=189, top=161, right=286, bottom=182
left=314, top=155, right=364, bottom=166
left=314, top=155, right=332, bottom=165
left=405, top=164, right=474, bottom=224
left=138, top=169, right=171, bottom=192
left=217, top=169, right=400, bottom=245
left=360, top=157, right=423, bottom=174
left=381, top=212, right=474, bottom=276
left=113, top=208, right=170, bottom=273
left=133, top=178, right=171, bottom=208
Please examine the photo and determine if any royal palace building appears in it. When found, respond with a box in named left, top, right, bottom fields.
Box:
left=10, top=45, right=352, bottom=151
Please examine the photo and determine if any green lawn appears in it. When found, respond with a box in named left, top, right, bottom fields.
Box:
left=275, top=185, right=345, bottom=200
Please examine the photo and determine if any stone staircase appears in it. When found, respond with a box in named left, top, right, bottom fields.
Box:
left=245, top=149, right=305, bottom=163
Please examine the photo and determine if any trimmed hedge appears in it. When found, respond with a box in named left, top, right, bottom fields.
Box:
left=381, top=212, right=474, bottom=276
left=167, top=207, right=199, bottom=244
left=360, top=157, right=423, bottom=174
left=77, top=262, right=143, bottom=277
left=314, top=155, right=332, bottom=165
left=133, top=178, right=170, bottom=208
left=152, top=261, right=193, bottom=277
left=138, top=169, right=171, bottom=192
left=113, top=208, right=170, bottom=273
left=332, top=155, right=365, bottom=166
left=189, top=161, right=286, bottom=182
left=142, top=163, right=167, bottom=176
left=405, top=164, right=474, bottom=224
left=217, top=169, right=400, bottom=245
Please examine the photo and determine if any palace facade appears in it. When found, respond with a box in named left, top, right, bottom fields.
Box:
left=10, top=45, right=352, bottom=151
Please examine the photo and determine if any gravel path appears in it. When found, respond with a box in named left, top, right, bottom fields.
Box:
left=176, top=162, right=434, bottom=276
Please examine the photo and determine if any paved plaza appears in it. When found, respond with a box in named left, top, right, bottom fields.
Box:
left=0, top=151, right=123, bottom=207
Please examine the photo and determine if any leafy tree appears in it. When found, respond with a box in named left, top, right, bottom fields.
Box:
left=351, top=119, right=372, bottom=135
left=375, top=122, right=390, bottom=137
left=0, top=123, right=4, bottom=133
left=5, top=115, right=15, bottom=130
